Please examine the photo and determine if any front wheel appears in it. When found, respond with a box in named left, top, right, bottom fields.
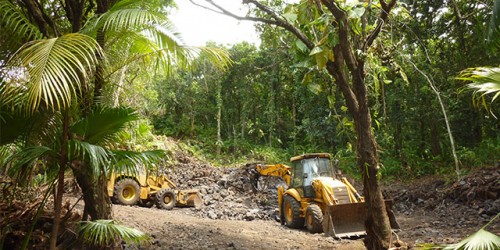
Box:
left=114, top=178, right=140, bottom=206
left=305, top=204, right=323, bottom=233
left=156, top=189, right=176, bottom=210
left=283, top=195, right=304, bottom=228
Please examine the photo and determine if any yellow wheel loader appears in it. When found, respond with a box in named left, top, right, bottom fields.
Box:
left=252, top=153, right=399, bottom=238
left=107, top=165, right=202, bottom=210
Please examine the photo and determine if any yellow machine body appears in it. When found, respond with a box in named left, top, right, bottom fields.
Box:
left=107, top=166, right=202, bottom=209
left=255, top=153, right=400, bottom=238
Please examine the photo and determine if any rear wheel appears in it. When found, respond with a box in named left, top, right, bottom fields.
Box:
left=114, top=178, right=140, bottom=206
left=283, top=195, right=304, bottom=228
left=156, top=189, right=176, bottom=210
left=305, top=204, right=323, bottom=233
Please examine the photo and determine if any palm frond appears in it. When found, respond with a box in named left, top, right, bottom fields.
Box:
left=0, top=144, right=17, bottom=170
left=110, top=150, right=165, bottom=174
left=4, top=33, right=102, bottom=112
left=7, top=145, right=56, bottom=178
left=0, top=0, right=43, bottom=41
left=190, top=46, right=232, bottom=70
left=107, top=24, right=231, bottom=77
left=70, top=106, right=138, bottom=145
left=68, top=140, right=110, bottom=176
left=78, top=219, right=150, bottom=247
left=444, top=228, right=500, bottom=250
left=83, top=1, right=168, bottom=35
left=458, top=67, right=500, bottom=101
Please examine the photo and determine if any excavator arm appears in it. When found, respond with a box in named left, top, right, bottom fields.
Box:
left=254, top=164, right=292, bottom=186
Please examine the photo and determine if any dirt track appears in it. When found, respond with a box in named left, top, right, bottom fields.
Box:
left=113, top=205, right=365, bottom=250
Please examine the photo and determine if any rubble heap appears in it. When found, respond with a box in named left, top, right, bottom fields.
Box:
left=163, top=154, right=285, bottom=221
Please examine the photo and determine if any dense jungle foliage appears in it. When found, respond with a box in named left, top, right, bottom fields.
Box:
left=0, top=0, right=499, bottom=249
left=140, top=1, right=499, bottom=178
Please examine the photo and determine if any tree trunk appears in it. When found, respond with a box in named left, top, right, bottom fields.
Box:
left=430, top=118, right=441, bottom=156
left=355, top=100, right=392, bottom=250
left=49, top=111, right=69, bottom=250
left=326, top=47, right=393, bottom=249
left=216, top=81, right=222, bottom=156
left=71, top=162, right=100, bottom=220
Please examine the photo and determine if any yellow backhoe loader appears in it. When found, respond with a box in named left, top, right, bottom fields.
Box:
left=252, top=153, right=399, bottom=238
left=107, top=165, right=202, bottom=210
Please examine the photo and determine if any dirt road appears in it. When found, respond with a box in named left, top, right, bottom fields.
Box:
left=113, top=205, right=365, bottom=250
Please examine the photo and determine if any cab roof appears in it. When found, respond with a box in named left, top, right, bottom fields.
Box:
left=290, top=153, right=331, bottom=162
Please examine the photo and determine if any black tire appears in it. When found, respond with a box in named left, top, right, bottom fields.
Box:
left=156, top=189, right=176, bottom=210
left=283, top=195, right=304, bottom=228
left=305, top=204, right=323, bottom=233
left=114, top=178, right=140, bottom=206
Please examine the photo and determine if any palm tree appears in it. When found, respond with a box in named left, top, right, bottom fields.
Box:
left=0, top=105, right=163, bottom=249
left=0, top=0, right=229, bottom=249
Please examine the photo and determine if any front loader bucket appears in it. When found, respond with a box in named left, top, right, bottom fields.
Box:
left=175, top=189, right=203, bottom=208
left=322, top=203, right=367, bottom=238
left=322, top=200, right=400, bottom=238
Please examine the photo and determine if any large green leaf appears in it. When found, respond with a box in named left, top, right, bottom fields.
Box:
left=70, top=106, right=138, bottom=145
left=68, top=140, right=110, bottom=175
left=4, top=33, right=101, bottom=112
left=82, top=0, right=230, bottom=77
left=7, top=146, right=56, bottom=177
left=0, top=0, right=43, bottom=41
left=445, top=228, right=500, bottom=250
left=110, top=149, right=165, bottom=174
left=458, top=67, right=500, bottom=101
left=78, top=220, right=150, bottom=247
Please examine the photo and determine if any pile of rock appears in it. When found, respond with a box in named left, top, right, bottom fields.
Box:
left=162, top=157, right=285, bottom=221
left=388, top=167, right=500, bottom=243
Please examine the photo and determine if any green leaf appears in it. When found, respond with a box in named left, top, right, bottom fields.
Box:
left=444, top=228, right=500, bottom=250
left=8, top=146, right=56, bottom=177
left=309, top=46, right=324, bottom=56
left=458, top=67, right=500, bottom=102
left=283, top=12, right=298, bottom=23
left=0, top=0, right=43, bottom=40
left=349, top=7, right=366, bottom=19
left=110, top=150, right=165, bottom=173
left=295, top=40, right=309, bottom=53
left=307, top=83, right=321, bottom=95
left=301, top=70, right=313, bottom=85
left=4, top=33, right=101, bottom=112
left=71, top=106, right=138, bottom=145
left=68, top=141, right=110, bottom=175
left=79, top=220, right=150, bottom=247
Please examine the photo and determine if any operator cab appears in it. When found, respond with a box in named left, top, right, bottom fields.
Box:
left=289, top=153, right=336, bottom=198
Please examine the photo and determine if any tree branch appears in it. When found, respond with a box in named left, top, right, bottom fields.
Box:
left=363, top=0, right=397, bottom=50
left=21, top=0, right=52, bottom=37
left=197, top=0, right=315, bottom=50
left=326, top=46, right=359, bottom=116
left=321, top=0, right=358, bottom=72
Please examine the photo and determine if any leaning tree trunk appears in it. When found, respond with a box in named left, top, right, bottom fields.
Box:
left=355, top=94, right=392, bottom=249
left=326, top=43, right=393, bottom=249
